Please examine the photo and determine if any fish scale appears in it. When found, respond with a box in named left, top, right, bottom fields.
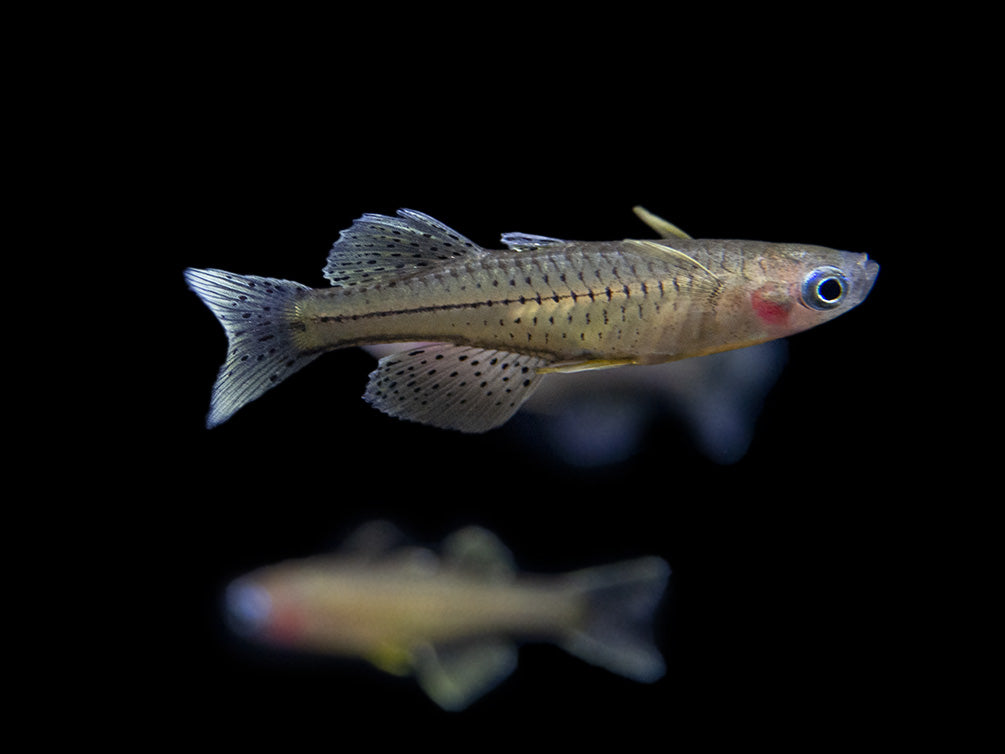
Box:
left=297, top=242, right=709, bottom=363
left=185, top=207, right=878, bottom=431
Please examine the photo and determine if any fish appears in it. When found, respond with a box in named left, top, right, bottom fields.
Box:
left=224, top=521, right=670, bottom=711
left=185, top=207, right=879, bottom=431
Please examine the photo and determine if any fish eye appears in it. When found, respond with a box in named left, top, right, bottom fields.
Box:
left=801, top=266, right=848, bottom=310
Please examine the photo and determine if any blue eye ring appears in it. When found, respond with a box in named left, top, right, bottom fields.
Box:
left=801, top=266, right=848, bottom=310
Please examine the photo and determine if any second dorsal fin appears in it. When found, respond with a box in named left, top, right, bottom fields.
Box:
left=324, top=209, right=484, bottom=287
left=499, top=232, right=568, bottom=251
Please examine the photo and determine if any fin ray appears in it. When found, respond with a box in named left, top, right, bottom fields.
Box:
left=632, top=206, right=692, bottom=239
left=623, top=239, right=721, bottom=291
left=184, top=268, right=318, bottom=428
left=536, top=358, right=638, bottom=374
left=363, top=344, right=550, bottom=433
left=500, top=232, right=567, bottom=251
left=324, top=209, right=483, bottom=287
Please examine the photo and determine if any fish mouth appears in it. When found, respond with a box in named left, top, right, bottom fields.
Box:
left=225, top=578, right=273, bottom=636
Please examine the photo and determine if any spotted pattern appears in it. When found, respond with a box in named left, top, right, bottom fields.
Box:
left=184, top=268, right=319, bottom=428
left=364, top=344, right=549, bottom=432
left=324, top=209, right=480, bottom=287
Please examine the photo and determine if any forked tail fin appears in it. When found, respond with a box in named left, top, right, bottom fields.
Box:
left=184, top=268, right=320, bottom=428
left=561, top=556, right=671, bottom=682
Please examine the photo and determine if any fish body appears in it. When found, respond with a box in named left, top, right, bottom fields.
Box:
left=225, top=522, right=670, bottom=710
left=186, top=208, right=878, bottom=431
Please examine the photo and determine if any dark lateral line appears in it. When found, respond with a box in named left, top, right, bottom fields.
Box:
left=313, top=286, right=646, bottom=324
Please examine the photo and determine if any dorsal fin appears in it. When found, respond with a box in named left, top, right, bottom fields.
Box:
left=340, top=520, right=407, bottom=560
left=623, top=240, right=721, bottom=289
left=338, top=520, right=439, bottom=572
left=441, top=526, right=516, bottom=580
left=499, top=232, right=567, bottom=251
left=632, top=206, right=692, bottom=239
left=324, top=209, right=484, bottom=287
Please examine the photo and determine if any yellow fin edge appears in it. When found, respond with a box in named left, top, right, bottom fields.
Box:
left=537, top=358, right=638, bottom=375
left=632, top=206, right=692, bottom=239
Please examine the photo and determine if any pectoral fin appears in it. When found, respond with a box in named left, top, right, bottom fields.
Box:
left=367, top=641, right=415, bottom=677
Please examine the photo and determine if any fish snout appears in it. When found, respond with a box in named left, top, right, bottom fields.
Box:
left=860, top=253, right=880, bottom=280
left=854, top=253, right=880, bottom=303
left=225, top=578, right=273, bottom=637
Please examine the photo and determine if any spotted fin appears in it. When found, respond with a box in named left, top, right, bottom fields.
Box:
left=632, top=206, right=692, bottom=239
left=324, top=209, right=485, bottom=287
left=184, top=268, right=319, bottom=428
left=363, top=344, right=550, bottom=432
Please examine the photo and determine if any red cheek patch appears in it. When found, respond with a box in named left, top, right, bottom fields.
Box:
left=266, top=603, right=305, bottom=643
left=751, top=287, right=792, bottom=326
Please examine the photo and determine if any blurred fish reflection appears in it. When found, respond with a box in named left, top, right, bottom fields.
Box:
left=225, top=521, right=670, bottom=711
left=518, top=340, right=788, bottom=466
left=368, top=340, right=786, bottom=466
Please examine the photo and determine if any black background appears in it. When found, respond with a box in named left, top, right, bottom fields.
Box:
left=91, top=14, right=948, bottom=749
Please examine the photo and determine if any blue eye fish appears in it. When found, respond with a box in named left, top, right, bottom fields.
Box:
left=186, top=207, right=877, bottom=431
left=225, top=522, right=670, bottom=711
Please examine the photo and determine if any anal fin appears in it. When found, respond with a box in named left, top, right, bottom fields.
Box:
left=413, top=640, right=518, bottom=711
left=363, top=344, right=550, bottom=432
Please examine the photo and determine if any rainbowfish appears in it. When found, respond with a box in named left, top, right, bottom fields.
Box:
left=225, top=521, right=670, bottom=711
left=185, top=207, right=878, bottom=431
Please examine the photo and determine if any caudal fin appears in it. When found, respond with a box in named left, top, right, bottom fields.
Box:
left=560, top=556, right=670, bottom=682
left=184, top=268, right=320, bottom=428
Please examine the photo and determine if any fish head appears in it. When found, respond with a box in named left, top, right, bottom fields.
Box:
left=225, top=568, right=346, bottom=649
left=740, top=242, right=879, bottom=340
left=225, top=576, right=304, bottom=645
left=224, top=565, right=406, bottom=658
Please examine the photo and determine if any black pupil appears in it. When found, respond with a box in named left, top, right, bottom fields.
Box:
left=817, top=277, right=843, bottom=302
